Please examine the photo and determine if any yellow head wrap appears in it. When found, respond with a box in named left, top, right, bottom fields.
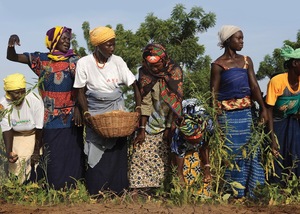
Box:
left=90, top=26, right=115, bottom=46
left=45, top=26, right=74, bottom=61
left=45, top=26, right=64, bottom=52
left=3, top=73, right=26, bottom=99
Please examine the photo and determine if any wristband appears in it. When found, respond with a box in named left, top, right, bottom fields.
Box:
left=83, top=111, right=90, bottom=116
left=135, top=106, right=141, bottom=110
left=139, top=126, right=146, bottom=129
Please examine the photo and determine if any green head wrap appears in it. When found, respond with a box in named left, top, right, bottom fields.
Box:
left=280, top=45, right=300, bottom=61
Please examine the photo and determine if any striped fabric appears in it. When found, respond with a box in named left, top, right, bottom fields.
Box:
left=218, top=108, right=265, bottom=198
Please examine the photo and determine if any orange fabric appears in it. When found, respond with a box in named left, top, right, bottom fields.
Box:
left=266, top=73, right=300, bottom=106
left=217, top=96, right=251, bottom=110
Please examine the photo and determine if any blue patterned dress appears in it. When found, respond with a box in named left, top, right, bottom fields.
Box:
left=214, top=56, right=265, bottom=198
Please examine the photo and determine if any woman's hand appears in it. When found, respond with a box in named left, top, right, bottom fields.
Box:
left=73, top=106, right=83, bottom=127
left=8, top=34, right=21, bottom=47
left=271, top=141, right=279, bottom=158
left=259, top=108, right=269, bottom=125
left=133, top=129, right=146, bottom=148
left=83, top=111, right=93, bottom=127
left=8, top=152, right=18, bottom=163
left=30, top=151, right=40, bottom=166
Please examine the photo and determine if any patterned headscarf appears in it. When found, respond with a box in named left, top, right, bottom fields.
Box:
left=3, top=73, right=26, bottom=99
left=139, top=43, right=183, bottom=116
left=45, top=26, right=75, bottom=61
left=142, top=43, right=167, bottom=63
left=90, top=26, right=115, bottom=46
left=217, top=25, right=241, bottom=48
left=281, top=45, right=300, bottom=61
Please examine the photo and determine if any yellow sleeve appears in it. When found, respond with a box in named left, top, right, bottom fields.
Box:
left=265, top=75, right=285, bottom=106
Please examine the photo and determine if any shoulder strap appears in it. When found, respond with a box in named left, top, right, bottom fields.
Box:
left=243, top=56, right=249, bottom=69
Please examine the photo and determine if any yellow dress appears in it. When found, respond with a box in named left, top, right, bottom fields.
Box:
left=183, top=151, right=211, bottom=197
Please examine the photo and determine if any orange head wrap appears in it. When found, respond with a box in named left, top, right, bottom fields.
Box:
left=89, top=26, right=115, bottom=46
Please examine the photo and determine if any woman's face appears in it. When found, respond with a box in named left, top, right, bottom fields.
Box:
left=146, top=59, right=164, bottom=74
left=97, top=38, right=116, bottom=59
left=229, top=31, right=244, bottom=51
left=293, top=59, right=300, bottom=76
left=56, top=32, right=71, bottom=53
left=7, top=88, right=26, bottom=106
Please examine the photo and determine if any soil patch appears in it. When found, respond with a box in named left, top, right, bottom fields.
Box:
left=1, top=200, right=300, bottom=214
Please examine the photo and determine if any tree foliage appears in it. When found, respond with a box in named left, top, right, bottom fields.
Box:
left=256, top=30, right=300, bottom=80
left=72, top=4, right=216, bottom=107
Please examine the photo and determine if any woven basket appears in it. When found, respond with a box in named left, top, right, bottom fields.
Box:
left=90, top=110, right=139, bottom=138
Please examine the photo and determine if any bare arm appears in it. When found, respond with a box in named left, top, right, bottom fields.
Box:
left=7, top=34, right=29, bottom=64
left=75, top=87, right=88, bottom=113
left=74, top=87, right=91, bottom=126
left=210, top=63, right=222, bottom=108
left=31, top=128, right=43, bottom=165
left=72, top=89, right=83, bottom=127
left=132, top=80, right=141, bottom=110
left=34, top=129, right=43, bottom=153
left=266, top=104, right=279, bottom=157
left=133, top=89, right=150, bottom=146
left=3, top=129, right=18, bottom=163
left=247, top=57, right=268, bottom=123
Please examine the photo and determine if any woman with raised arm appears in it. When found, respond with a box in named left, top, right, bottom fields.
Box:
left=6, top=26, right=84, bottom=189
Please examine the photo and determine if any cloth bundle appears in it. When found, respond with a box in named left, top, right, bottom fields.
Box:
left=177, top=114, right=208, bottom=144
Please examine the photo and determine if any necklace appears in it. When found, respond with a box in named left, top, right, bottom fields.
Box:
left=96, top=61, right=105, bottom=69
left=94, top=54, right=106, bottom=69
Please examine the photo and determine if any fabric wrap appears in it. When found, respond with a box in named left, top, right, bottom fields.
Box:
left=84, top=87, right=125, bottom=168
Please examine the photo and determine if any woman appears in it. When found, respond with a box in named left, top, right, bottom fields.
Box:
left=171, top=98, right=213, bottom=186
left=73, top=26, right=141, bottom=195
left=0, top=73, right=44, bottom=183
left=265, top=45, right=300, bottom=183
left=129, top=43, right=183, bottom=193
left=210, top=25, right=268, bottom=198
left=6, top=26, right=84, bottom=189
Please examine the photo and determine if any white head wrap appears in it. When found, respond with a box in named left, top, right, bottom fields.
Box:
left=217, top=25, right=241, bottom=48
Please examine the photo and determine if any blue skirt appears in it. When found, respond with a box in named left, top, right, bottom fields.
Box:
left=218, top=108, right=265, bottom=198
left=272, top=116, right=300, bottom=183
left=42, top=127, right=84, bottom=189
left=85, top=137, right=129, bottom=195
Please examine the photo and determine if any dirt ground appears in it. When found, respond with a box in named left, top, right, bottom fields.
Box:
left=1, top=200, right=300, bottom=214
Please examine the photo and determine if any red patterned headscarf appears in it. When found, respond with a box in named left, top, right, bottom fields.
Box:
left=139, top=43, right=183, bottom=116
